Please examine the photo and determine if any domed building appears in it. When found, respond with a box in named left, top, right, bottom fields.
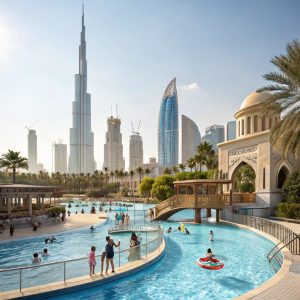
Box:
left=218, top=91, right=300, bottom=215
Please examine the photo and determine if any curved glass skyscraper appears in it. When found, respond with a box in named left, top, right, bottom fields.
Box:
left=158, top=78, right=178, bottom=167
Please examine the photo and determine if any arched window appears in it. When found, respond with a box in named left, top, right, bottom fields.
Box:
left=241, top=119, right=244, bottom=135
left=254, top=115, right=258, bottom=132
left=247, top=116, right=251, bottom=134
left=262, top=116, right=265, bottom=131
left=278, top=166, right=289, bottom=189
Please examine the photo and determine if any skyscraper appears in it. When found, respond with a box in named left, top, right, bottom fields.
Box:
left=158, top=78, right=178, bottom=167
left=54, top=142, right=67, bottom=173
left=129, top=133, right=143, bottom=171
left=202, top=124, right=225, bottom=151
left=181, top=114, right=201, bottom=164
left=103, top=116, right=125, bottom=171
left=68, top=8, right=94, bottom=174
left=226, top=121, right=236, bottom=141
left=28, top=129, right=37, bottom=174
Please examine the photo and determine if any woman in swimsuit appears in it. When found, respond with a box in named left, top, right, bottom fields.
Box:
left=105, top=236, right=120, bottom=273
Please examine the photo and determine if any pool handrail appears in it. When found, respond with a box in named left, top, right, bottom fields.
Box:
left=0, top=224, right=164, bottom=293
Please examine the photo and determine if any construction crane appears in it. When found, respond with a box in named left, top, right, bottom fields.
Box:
left=131, top=120, right=141, bottom=135
left=25, top=120, right=38, bottom=131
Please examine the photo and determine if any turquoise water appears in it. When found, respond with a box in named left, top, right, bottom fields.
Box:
left=0, top=202, right=276, bottom=299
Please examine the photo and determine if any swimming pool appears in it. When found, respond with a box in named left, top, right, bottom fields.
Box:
left=0, top=202, right=278, bottom=299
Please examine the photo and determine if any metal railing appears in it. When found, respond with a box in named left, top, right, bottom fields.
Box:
left=108, top=224, right=160, bottom=234
left=230, top=213, right=300, bottom=255
left=0, top=225, right=164, bottom=293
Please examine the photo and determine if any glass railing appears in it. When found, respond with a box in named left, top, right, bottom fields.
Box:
left=0, top=225, right=164, bottom=293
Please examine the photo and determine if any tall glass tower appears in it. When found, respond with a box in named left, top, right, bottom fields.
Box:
left=158, top=78, right=178, bottom=167
left=68, top=8, right=95, bottom=174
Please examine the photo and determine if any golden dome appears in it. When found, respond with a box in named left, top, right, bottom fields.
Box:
left=240, top=91, right=271, bottom=110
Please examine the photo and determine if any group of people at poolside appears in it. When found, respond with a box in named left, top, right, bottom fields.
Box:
left=88, top=236, right=121, bottom=275
left=114, top=212, right=130, bottom=226
left=88, top=231, right=142, bottom=275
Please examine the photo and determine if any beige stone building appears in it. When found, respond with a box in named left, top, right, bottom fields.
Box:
left=218, top=91, right=300, bottom=214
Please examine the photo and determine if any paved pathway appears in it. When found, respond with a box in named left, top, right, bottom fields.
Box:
left=241, top=219, right=300, bottom=300
left=0, top=213, right=107, bottom=241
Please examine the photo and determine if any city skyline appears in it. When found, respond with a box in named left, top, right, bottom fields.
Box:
left=0, top=0, right=299, bottom=171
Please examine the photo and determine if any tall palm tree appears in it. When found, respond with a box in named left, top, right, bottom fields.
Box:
left=178, top=163, right=186, bottom=172
left=172, top=165, right=179, bottom=175
left=186, top=158, right=196, bottom=172
left=257, top=39, right=300, bottom=157
left=144, top=168, right=151, bottom=177
left=0, top=150, right=28, bottom=184
left=136, top=166, right=144, bottom=183
left=129, top=170, right=135, bottom=195
left=196, top=142, right=215, bottom=171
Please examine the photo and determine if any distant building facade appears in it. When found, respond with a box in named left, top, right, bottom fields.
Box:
left=103, top=116, right=125, bottom=171
left=68, top=10, right=94, bottom=174
left=181, top=114, right=201, bottom=164
left=143, top=157, right=163, bottom=178
left=202, top=124, right=224, bottom=151
left=37, top=163, right=46, bottom=173
left=226, top=121, right=236, bottom=141
left=28, top=129, right=37, bottom=174
left=129, top=134, right=143, bottom=171
left=158, top=78, right=178, bottom=167
left=54, top=142, right=67, bottom=174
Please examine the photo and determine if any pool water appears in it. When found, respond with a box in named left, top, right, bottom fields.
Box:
left=0, top=202, right=276, bottom=299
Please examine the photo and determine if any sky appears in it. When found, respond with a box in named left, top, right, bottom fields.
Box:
left=0, top=0, right=299, bottom=172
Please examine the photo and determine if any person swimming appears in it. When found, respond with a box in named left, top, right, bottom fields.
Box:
left=90, top=225, right=95, bottom=231
left=209, top=230, right=214, bottom=241
left=166, top=227, right=172, bottom=233
left=32, top=253, right=41, bottom=264
left=45, top=236, right=56, bottom=244
left=185, top=228, right=190, bottom=235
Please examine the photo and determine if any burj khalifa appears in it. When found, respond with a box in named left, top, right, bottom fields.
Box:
left=68, top=8, right=95, bottom=174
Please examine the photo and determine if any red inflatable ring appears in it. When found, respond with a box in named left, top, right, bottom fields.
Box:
left=197, top=257, right=224, bottom=270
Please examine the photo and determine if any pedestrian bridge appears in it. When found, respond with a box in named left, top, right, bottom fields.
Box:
left=153, top=179, right=256, bottom=223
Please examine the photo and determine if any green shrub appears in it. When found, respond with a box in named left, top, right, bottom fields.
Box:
left=48, top=206, right=66, bottom=217
left=276, top=202, right=300, bottom=219
left=282, top=172, right=300, bottom=203
left=239, top=182, right=254, bottom=193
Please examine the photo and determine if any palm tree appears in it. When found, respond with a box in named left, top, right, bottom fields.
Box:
left=0, top=150, right=28, bottom=184
left=178, top=163, right=186, bottom=172
left=129, top=170, right=135, bottom=195
left=257, top=39, right=300, bottom=157
left=144, top=168, right=151, bottom=177
left=136, top=166, right=144, bottom=183
left=186, top=158, right=196, bottom=172
left=172, top=165, right=179, bottom=175
left=163, top=167, right=171, bottom=175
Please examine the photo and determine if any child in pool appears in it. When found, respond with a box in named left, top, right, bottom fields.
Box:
left=32, top=253, right=41, bottom=264
left=209, top=230, right=214, bottom=241
left=89, top=246, right=96, bottom=275
left=206, top=248, right=214, bottom=260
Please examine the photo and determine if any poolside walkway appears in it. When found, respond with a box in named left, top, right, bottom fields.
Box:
left=236, top=219, right=300, bottom=300
left=0, top=213, right=107, bottom=242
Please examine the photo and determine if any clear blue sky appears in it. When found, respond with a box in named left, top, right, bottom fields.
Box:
left=0, top=0, right=299, bottom=171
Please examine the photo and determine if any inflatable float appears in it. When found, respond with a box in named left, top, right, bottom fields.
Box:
left=197, top=257, right=224, bottom=270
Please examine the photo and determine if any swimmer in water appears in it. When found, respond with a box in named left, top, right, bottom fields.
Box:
left=209, top=230, right=214, bottom=241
